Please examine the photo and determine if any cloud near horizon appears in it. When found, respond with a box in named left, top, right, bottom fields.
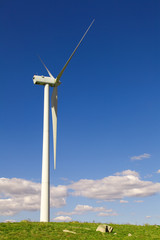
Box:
left=0, top=178, right=67, bottom=216
left=53, top=216, right=72, bottom=222
left=1, top=169, right=160, bottom=216
left=120, top=200, right=128, bottom=203
left=134, top=200, right=144, bottom=203
left=68, top=170, right=160, bottom=201
left=56, top=204, right=116, bottom=217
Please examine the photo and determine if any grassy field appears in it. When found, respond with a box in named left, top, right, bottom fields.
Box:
left=0, top=222, right=160, bottom=240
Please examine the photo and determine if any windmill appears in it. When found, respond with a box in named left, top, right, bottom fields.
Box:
left=33, top=20, right=94, bottom=222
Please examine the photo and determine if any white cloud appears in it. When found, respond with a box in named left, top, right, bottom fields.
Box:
left=3, top=219, right=16, bottom=223
left=53, top=216, right=72, bottom=222
left=98, top=212, right=118, bottom=217
left=61, top=177, right=69, bottom=181
left=0, top=178, right=67, bottom=216
left=120, top=200, right=128, bottom=203
left=1, top=169, right=160, bottom=217
left=57, top=204, right=115, bottom=216
left=115, top=170, right=139, bottom=177
left=130, top=153, right=151, bottom=161
left=68, top=170, right=160, bottom=201
left=146, top=216, right=151, bottom=219
left=157, top=170, right=160, bottom=174
left=134, top=200, right=144, bottom=203
left=144, top=174, right=152, bottom=179
left=74, top=205, right=112, bottom=214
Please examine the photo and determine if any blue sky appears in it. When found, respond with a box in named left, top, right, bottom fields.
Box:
left=0, top=0, right=160, bottom=224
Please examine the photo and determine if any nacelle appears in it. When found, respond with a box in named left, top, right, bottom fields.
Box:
left=33, top=75, right=56, bottom=87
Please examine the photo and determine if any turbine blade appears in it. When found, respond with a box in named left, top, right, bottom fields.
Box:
left=38, top=56, right=55, bottom=79
left=56, top=19, right=95, bottom=82
left=51, top=87, right=58, bottom=170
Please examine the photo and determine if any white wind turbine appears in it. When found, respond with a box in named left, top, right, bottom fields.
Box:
left=33, top=20, right=94, bottom=222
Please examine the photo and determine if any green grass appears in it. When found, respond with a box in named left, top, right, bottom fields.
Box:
left=0, top=222, right=160, bottom=240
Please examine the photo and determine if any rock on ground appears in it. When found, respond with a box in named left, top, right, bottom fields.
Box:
left=96, top=224, right=113, bottom=233
left=63, top=230, right=76, bottom=234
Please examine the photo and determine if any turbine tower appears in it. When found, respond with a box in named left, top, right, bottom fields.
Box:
left=33, top=20, right=94, bottom=222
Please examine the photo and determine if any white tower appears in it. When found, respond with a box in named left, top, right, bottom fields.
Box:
left=33, top=20, right=94, bottom=222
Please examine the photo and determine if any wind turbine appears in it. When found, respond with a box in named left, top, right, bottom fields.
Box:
left=33, top=20, right=94, bottom=222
